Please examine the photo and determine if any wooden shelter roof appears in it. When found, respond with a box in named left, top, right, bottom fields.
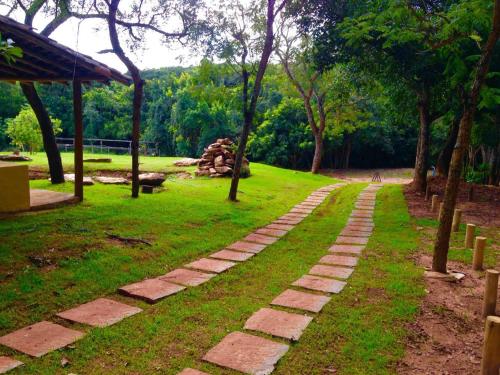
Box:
left=0, top=15, right=131, bottom=85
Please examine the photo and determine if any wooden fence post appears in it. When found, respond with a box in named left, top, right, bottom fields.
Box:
left=425, top=185, right=431, bottom=201
left=473, top=237, right=487, bottom=271
left=431, top=194, right=439, bottom=212
left=465, top=224, right=476, bottom=248
left=480, top=316, right=500, bottom=375
left=452, top=209, right=462, bottom=232
left=483, top=270, right=499, bottom=318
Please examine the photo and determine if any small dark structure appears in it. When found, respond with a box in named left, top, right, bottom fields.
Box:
left=0, top=15, right=131, bottom=202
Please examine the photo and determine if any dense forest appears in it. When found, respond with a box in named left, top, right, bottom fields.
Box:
left=0, top=61, right=419, bottom=170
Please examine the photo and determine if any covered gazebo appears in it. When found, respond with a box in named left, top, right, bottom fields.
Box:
left=0, top=15, right=131, bottom=209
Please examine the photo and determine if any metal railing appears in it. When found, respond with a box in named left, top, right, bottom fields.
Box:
left=56, top=137, right=160, bottom=156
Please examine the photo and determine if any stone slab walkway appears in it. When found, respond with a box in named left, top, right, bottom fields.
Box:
left=159, top=269, right=216, bottom=287
left=57, top=298, right=142, bottom=327
left=202, top=331, right=289, bottom=375
left=244, top=308, right=313, bottom=341
left=0, top=357, right=22, bottom=374
left=118, top=279, right=185, bottom=303
left=0, top=321, right=84, bottom=358
left=198, top=183, right=382, bottom=374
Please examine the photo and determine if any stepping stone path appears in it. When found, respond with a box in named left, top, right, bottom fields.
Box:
left=0, top=357, right=23, bottom=374
left=244, top=308, right=313, bottom=341
left=177, top=368, right=209, bottom=375
left=118, top=278, right=185, bottom=303
left=0, top=183, right=340, bottom=370
left=57, top=298, right=142, bottom=327
left=199, top=183, right=382, bottom=374
left=202, top=331, right=289, bottom=375
left=0, top=321, right=84, bottom=357
left=159, top=268, right=216, bottom=287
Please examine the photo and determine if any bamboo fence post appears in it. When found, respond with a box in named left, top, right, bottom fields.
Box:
left=452, top=209, right=462, bottom=232
left=473, top=237, right=487, bottom=271
left=480, top=316, right=500, bottom=375
left=483, top=270, right=499, bottom=318
left=431, top=194, right=439, bottom=212
left=465, top=224, right=476, bottom=248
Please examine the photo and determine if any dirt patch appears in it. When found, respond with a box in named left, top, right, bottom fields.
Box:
left=398, top=254, right=499, bottom=375
left=322, top=168, right=413, bottom=184
left=404, top=177, right=500, bottom=227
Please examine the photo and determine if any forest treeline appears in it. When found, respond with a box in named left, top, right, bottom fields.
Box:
left=1, top=60, right=421, bottom=169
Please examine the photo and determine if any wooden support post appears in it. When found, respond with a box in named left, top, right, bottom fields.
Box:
left=425, top=185, right=431, bottom=201
left=480, top=316, right=500, bottom=375
left=483, top=270, right=499, bottom=318
left=452, top=209, right=462, bottom=232
left=73, top=79, right=83, bottom=201
left=431, top=194, right=439, bottom=212
left=465, top=224, right=476, bottom=248
left=439, top=202, right=444, bottom=218
left=473, top=237, right=487, bottom=271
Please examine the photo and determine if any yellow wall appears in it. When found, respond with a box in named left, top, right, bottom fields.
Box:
left=0, top=162, right=30, bottom=213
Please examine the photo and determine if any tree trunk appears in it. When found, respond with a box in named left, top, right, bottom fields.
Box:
left=413, top=87, right=430, bottom=192
left=311, top=132, right=323, bottom=174
left=228, top=0, right=281, bottom=201
left=436, top=115, right=460, bottom=176
left=21, top=83, right=65, bottom=184
left=432, top=0, right=500, bottom=273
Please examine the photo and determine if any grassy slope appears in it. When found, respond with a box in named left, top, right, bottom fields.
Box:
left=1, top=181, right=424, bottom=374
left=0, top=163, right=333, bottom=344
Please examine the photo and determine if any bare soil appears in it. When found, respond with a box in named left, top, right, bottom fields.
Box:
left=322, top=168, right=414, bottom=184
left=404, top=176, right=500, bottom=227
left=398, top=254, right=499, bottom=375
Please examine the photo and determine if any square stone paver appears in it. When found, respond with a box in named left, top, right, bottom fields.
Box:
left=227, top=241, right=266, bottom=254
left=159, top=268, right=216, bottom=287
left=292, top=275, right=347, bottom=294
left=0, top=356, right=23, bottom=373
left=340, top=229, right=371, bottom=237
left=336, top=236, right=369, bottom=245
left=282, top=213, right=308, bottom=219
left=119, top=279, right=185, bottom=303
left=329, top=244, right=365, bottom=255
left=177, top=369, right=210, bottom=375
left=290, top=208, right=313, bottom=215
left=355, top=205, right=374, bottom=210
left=244, top=308, right=313, bottom=341
left=271, top=289, right=331, bottom=313
left=276, top=218, right=302, bottom=225
left=299, top=202, right=318, bottom=207
left=203, top=331, right=289, bottom=375
left=0, top=321, right=84, bottom=357
left=309, top=265, right=354, bottom=279
left=255, top=228, right=287, bottom=237
left=185, top=258, right=236, bottom=273
left=57, top=298, right=142, bottom=327
left=244, top=233, right=279, bottom=245
left=348, top=217, right=373, bottom=224
left=210, top=249, right=254, bottom=262
left=319, top=254, right=359, bottom=267
left=267, top=223, right=294, bottom=231
left=351, top=211, right=373, bottom=218
left=344, top=224, right=373, bottom=232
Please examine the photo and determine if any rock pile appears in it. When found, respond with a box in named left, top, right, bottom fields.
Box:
left=195, top=138, right=250, bottom=178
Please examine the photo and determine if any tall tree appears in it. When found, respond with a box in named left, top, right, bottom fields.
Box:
left=71, top=0, right=206, bottom=197
left=433, top=0, right=500, bottom=272
left=211, top=0, right=287, bottom=201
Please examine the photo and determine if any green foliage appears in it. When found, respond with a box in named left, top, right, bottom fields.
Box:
left=0, top=33, right=22, bottom=64
left=6, top=106, right=61, bottom=153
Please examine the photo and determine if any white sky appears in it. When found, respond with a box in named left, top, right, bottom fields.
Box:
left=2, top=5, right=204, bottom=73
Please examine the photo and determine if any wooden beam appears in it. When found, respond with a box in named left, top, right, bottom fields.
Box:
left=73, top=79, right=84, bottom=201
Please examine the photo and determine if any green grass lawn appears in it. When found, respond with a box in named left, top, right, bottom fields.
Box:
left=0, top=167, right=425, bottom=374
left=0, top=151, right=193, bottom=173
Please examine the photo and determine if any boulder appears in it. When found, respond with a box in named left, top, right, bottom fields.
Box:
left=214, top=155, right=225, bottom=167
left=0, top=154, right=32, bottom=162
left=94, top=176, right=129, bottom=185
left=173, top=158, right=200, bottom=167
left=138, top=172, right=165, bottom=186
left=63, top=174, right=94, bottom=185
left=194, top=138, right=250, bottom=178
